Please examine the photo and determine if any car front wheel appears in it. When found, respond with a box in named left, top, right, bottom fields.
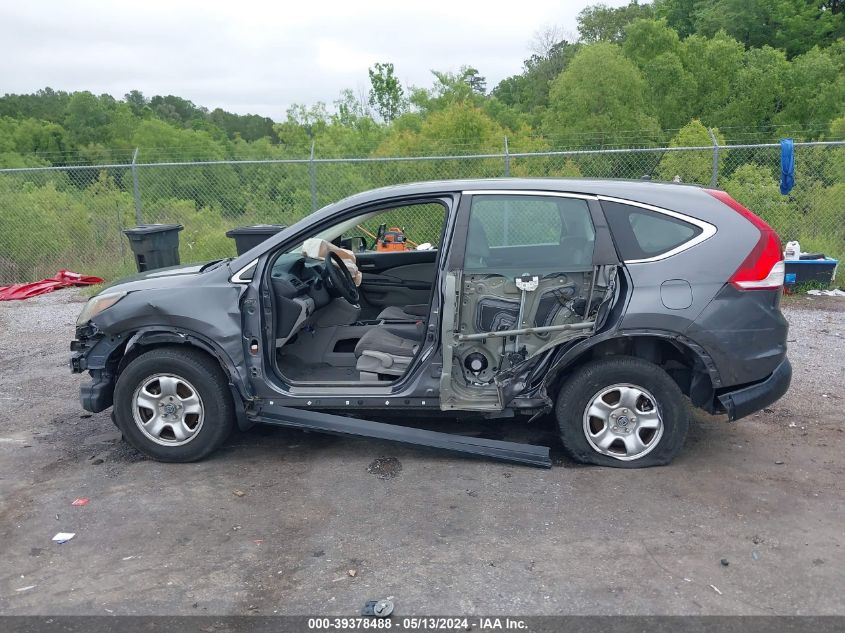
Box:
left=113, top=346, right=235, bottom=462
left=555, top=356, right=689, bottom=468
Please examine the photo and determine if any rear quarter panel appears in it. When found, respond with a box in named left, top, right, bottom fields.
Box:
left=598, top=185, right=769, bottom=384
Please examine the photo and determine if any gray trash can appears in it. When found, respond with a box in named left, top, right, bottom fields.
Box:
left=225, top=224, right=286, bottom=255
left=123, top=224, right=183, bottom=272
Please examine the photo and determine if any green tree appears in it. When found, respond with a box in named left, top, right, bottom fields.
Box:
left=272, top=101, right=384, bottom=159
left=653, top=0, right=701, bottom=38
left=148, top=95, right=208, bottom=127
left=693, top=0, right=843, bottom=58
left=410, top=67, right=489, bottom=116
left=368, top=62, right=406, bottom=122
left=63, top=91, right=113, bottom=146
left=622, top=18, right=681, bottom=65
left=376, top=102, right=509, bottom=156
left=8, top=117, right=67, bottom=156
left=623, top=19, right=696, bottom=129
left=0, top=87, right=70, bottom=123
left=577, top=1, right=655, bottom=42
left=719, top=46, right=789, bottom=136
left=461, top=67, right=487, bottom=94
left=208, top=108, right=275, bottom=142
left=544, top=42, right=660, bottom=145
left=131, top=118, right=228, bottom=161
left=772, top=0, right=845, bottom=56
left=124, top=90, right=148, bottom=116
left=774, top=46, right=845, bottom=131
left=644, top=52, right=698, bottom=130
left=830, top=114, right=845, bottom=139
left=655, top=0, right=844, bottom=57
left=655, top=119, right=723, bottom=183
left=680, top=32, right=744, bottom=123
left=333, top=89, right=370, bottom=126
left=693, top=0, right=779, bottom=48
left=493, top=40, right=580, bottom=118
left=130, top=119, right=242, bottom=211
left=373, top=102, right=545, bottom=181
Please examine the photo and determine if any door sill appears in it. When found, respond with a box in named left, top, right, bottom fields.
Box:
left=254, top=405, right=552, bottom=468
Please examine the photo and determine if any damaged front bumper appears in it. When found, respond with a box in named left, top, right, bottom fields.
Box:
left=70, top=323, right=103, bottom=373
left=78, top=370, right=115, bottom=412
left=70, top=324, right=122, bottom=413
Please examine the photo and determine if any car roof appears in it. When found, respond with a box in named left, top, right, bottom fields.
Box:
left=228, top=178, right=726, bottom=270
left=320, top=177, right=710, bottom=214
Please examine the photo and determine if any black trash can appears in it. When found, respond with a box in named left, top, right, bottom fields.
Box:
left=225, top=224, right=286, bottom=255
left=123, top=224, right=183, bottom=272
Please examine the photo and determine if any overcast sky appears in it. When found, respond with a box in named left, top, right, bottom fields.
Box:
left=0, top=0, right=628, bottom=121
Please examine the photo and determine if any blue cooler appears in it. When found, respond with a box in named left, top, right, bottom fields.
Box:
left=783, top=258, right=839, bottom=286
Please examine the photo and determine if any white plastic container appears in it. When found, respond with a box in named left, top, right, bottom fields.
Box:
left=784, top=240, right=800, bottom=261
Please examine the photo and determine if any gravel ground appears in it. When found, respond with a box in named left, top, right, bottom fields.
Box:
left=0, top=289, right=843, bottom=616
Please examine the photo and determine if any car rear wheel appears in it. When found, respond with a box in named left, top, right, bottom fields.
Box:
left=555, top=356, right=689, bottom=468
left=113, top=346, right=234, bottom=462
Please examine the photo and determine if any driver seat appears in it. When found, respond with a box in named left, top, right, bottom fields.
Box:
left=355, top=327, right=419, bottom=380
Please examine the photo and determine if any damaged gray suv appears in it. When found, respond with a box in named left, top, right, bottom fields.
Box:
left=70, top=179, right=791, bottom=468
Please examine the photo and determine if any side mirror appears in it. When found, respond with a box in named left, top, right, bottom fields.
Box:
left=339, top=235, right=368, bottom=252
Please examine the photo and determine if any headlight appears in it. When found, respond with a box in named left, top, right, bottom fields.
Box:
left=76, top=292, right=127, bottom=326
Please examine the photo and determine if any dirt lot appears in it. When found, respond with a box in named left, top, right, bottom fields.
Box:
left=0, top=290, right=843, bottom=616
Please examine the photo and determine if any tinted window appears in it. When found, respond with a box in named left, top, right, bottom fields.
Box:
left=471, top=196, right=563, bottom=247
left=603, top=201, right=702, bottom=260
left=464, top=195, right=595, bottom=270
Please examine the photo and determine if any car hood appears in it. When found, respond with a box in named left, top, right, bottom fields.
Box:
left=99, top=262, right=217, bottom=293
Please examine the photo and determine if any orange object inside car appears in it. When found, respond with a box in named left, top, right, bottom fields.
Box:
left=376, top=225, right=408, bottom=252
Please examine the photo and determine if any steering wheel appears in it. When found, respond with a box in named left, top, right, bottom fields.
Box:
left=322, top=251, right=359, bottom=305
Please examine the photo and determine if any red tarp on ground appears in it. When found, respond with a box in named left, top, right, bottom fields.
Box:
left=0, top=270, right=103, bottom=301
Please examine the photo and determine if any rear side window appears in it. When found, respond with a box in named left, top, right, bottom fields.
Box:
left=464, top=195, right=595, bottom=270
left=471, top=195, right=563, bottom=247
left=602, top=201, right=702, bottom=261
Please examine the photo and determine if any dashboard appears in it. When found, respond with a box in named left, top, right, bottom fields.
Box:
left=269, top=253, right=335, bottom=342
left=270, top=253, right=332, bottom=308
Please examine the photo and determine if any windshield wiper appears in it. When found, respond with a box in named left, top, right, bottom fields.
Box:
left=200, top=258, right=233, bottom=272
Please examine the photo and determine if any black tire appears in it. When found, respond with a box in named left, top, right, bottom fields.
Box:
left=555, top=356, right=688, bottom=468
left=113, top=346, right=235, bottom=462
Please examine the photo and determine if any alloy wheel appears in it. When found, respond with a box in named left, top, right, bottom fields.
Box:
left=582, top=383, right=664, bottom=461
left=131, top=373, right=205, bottom=446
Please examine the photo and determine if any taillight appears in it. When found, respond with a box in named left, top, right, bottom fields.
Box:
left=706, top=189, right=784, bottom=291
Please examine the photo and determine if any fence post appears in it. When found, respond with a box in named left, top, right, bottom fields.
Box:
left=707, top=128, right=720, bottom=187
left=309, top=141, right=318, bottom=213
left=503, top=136, right=511, bottom=177
left=131, top=147, right=144, bottom=225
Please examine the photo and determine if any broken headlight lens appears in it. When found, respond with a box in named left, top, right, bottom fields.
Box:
left=76, top=291, right=127, bottom=326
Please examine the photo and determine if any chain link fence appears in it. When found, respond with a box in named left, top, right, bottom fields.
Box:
left=1, top=140, right=843, bottom=284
